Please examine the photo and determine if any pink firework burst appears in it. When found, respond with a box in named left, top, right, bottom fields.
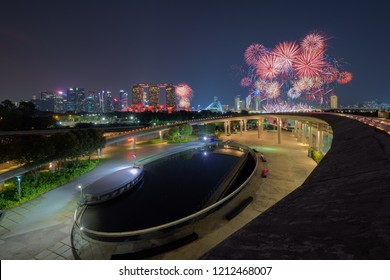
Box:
left=244, top=43, right=268, bottom=66
left=273, top=41, right=300, bottom=72
left=254, top=79, right=268, bottom=92
left=287, top=88, right=302, bottom=99
left=240, top=77, right=252, bottom=87
left=178, top=98, right=191, bottom=109
left=294, top=77, right=313, bottom=92
left=293, top=50, right=327, bottom=78
left=175, top=83, right=193, bottom=98
left=256, top=54, right=280, bottom=80
left=337, top=72, right=353, bottom=84
left=322, top=67, right=339, bottom=83
left=301, top=33, right=326, bottom=53
left=265, top=81, right=280, bottom=99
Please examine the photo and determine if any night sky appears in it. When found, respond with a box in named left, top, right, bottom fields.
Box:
left=1, top=0, right=389, bottom=107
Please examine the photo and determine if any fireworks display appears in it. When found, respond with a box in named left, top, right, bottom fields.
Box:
left=175, top=83, right=193, bottom=110
left=240, top=32, right=352, bottom=112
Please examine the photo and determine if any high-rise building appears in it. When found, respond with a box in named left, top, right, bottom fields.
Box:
left=234, top=95, right=241, bottom=111
left=119, top=90, right=129, bottom=109
left=132, top=84, right=144, bottom=112
left=165, top=84, right=176, bottom=113
left=65, top=87, right=85, bottom=113
left=254, top=95, right=261, bottom=111
left=54, top=91, right=65, bottom=113
left=148, top=85, right=159, bottom=110
left=82, top=91, right=97, bottom=113
left=331, top=95, right=338, bottom=109
left=39, top=91, right=55, bottom=112
left=245, top=95, right=252, bottom=110
left=103, top=91, right=114, bottom=113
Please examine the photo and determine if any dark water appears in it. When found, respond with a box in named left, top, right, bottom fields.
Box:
left=81, top=148, right=243, bottom=232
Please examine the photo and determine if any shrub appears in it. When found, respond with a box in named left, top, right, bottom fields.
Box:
left=311, top=148, right=323, bottom=164
left=0, top=159, right=99, bottom=210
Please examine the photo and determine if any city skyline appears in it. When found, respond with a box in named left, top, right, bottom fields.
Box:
left=1, top=1, right=390, bottom=107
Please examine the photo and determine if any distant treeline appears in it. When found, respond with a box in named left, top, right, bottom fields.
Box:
left=0, top=100, right=56, bottom=131
left=0, top=129, right=105, bottom=167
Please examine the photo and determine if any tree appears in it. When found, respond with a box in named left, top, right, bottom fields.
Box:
left=168, top=126, right=180, bottom=141
left=179, top=123, right=192, bottom=139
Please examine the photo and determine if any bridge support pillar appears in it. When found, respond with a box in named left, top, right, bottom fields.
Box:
left=228, top=121, right=231, bottom=135
left=302, top=123, right=306, bottom=145
left=277, top=117, right=282, bottom=144
left=258, top=118, right=263, bottom=139
left=309, top=125, right=313, bottom=148
left=159, top=130, right=163, bottom=142
left=240, top=120, right=243, bottom=136
left=318, top=126, right=323, bottom=154
left=244, top=120, right=247, bottom=132
left=294, top=120, right=298, bottom=136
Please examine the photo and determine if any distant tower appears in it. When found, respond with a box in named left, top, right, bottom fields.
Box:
left=165, top=84, right=176, bottom=113
left=254, top=95, right=261, bottom=111
left=331, top=95, right=338, bottom=109
left=132, top=84, right=144, bottom=112
left=119, top=90, right=128, bottom=109
left=65, top=87, right=85, bottom=113
left=83, top=91, right=96, bottom=113
left=39, top=91, right=55, bottom=112
left=245, top=95, right=252, bottom=110
left=54, top=91, right=65, bottom=113
left=148, top=85, right=159, bottom=111
left=234, top=95, right=241, bottom=111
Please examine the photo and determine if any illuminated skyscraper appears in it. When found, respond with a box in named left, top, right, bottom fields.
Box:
left=234, top=95, right=241, bottom=111
left=82, top=91, right=97, bottom=113
left=54, top=91, right=65, bottom=113
left=65, top=87, right=85, bottom=113
left=331, top=95, right=338, bottom=109
left=148, top=85, right=159, bottom=110
left=39, top=91, right=55, bottom=112
left=165, top=84, right=176, bottom=113
left=119, top=90, right=128, bottom=109
left=131, top=84, right=144, bottom=112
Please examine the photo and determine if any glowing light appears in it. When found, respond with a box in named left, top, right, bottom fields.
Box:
left=130, top=168, right=139, bottom=175
left=265, top=81, right=280, bottom=99
left=175, top=83, right=193, bottom=110
left=256, top=54, right=280, bottom=80
left=337, top=71, right=353, bottom=84
left=301, top=32, right=326, bottom=53
left=244, top=43, right=268, bottom=66
left=293, top=50, right=326, bottom=78
left=273, top=41, right=299, bottom=72
left=240, top=77, right=252, bottom=87
left=240, top=31, right=351, bottom=111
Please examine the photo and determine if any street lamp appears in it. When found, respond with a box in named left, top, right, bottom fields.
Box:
left=78, top=185, right=83, bottom=203
left=16, top=176, right=21, bottom=196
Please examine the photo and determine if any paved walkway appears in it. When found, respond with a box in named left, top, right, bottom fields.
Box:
left=0, top=141, right=189, bottom=259
left=0, top=129, right=317, bottom=260
left=203, top=114, right=390, bottom=259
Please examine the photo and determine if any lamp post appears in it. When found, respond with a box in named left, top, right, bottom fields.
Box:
left=78, top=185, right=83, bottom=203
left=16, top=176, right=21, bottom=196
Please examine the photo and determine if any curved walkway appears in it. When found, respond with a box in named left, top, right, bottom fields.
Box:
left=202, top=114, right=390, bottom=259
